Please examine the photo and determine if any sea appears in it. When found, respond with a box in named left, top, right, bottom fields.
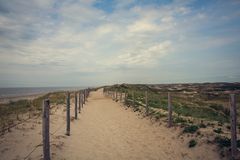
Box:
left=0, top=87, right=86, bottom=99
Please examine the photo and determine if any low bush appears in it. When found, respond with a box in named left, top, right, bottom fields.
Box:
left=173, top=116, right=187, bottom=124
left=199, top=123, right=207, bottom=128
left=214, top=136, right=231, bottom=148
left=183, top=125, right=199, bottom=134
left=213, top=128, right=223, bottom=134
left=189, top=139, right=197, bottom=148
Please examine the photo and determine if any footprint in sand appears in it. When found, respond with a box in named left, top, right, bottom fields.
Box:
left=1, top=147, right=9, bottom=154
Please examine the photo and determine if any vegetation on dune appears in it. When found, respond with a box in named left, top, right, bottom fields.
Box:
left=183, top=125, right=199, bottom=134
left=213, top=128, right=223, bottom=134
left=0, top=91, right=67, bottom=133
left=188, top=139, right=197, bottom=148
left=215, top=136, right=240, bottom=149
left=105, top=84, right=232, bottom=123
left=105, top=83, right=240, bottom=158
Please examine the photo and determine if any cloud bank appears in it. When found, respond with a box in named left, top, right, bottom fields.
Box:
left=0, top=0, right=240, bottom=86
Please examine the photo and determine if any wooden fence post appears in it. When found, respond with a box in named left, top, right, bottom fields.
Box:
left=66, top=92, right=70, bottom=136
left=120, top=92, right=122, bottom=102
left=83, top=90, right=85, bottom=105
left=168, top=92, right=172, bottom=127
left=81, top=91, right=84, bottom=108
left=42, top=99, right=50, bottom=160
left=84, top=89, right=86, bottom=104
left=78, top=91, right=81, bottom=113
left=88, top=88, right=90, bottom=97
left=132, top=91, right=135, bottom=108
left=75, top=92, right=78, bottom=119
left=145, top=91, right=149, bottom=115
left=86, top=88, right=89, bottom=98
left=230, top=94, right=237, bottom=160
left=125, top=91, right=127, bottom=104
left=113, top=91, right=115, bottom=101
left=115, top=90, right=118, bottom=102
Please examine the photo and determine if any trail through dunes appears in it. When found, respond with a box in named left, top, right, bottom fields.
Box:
left=0, top=89, right=221, bottom=160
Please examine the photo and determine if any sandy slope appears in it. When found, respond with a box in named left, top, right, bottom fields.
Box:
left=0, top=89, right=222, bottom=160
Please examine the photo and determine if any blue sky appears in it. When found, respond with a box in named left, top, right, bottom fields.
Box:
left=0, top=0, right=240, bottom=87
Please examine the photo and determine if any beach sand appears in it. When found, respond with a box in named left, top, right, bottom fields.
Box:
left=0, top=89, right=223, bottom=160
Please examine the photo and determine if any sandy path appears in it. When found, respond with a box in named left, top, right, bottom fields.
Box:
left=0, top=89, right=221, bottom=160
left=54, top=89, right=219, bottom=160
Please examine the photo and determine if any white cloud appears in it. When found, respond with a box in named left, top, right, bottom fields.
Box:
left=0, top=0, right=239, bottom=86
left=107, top=40, right=172, bottom=67
left=128, top=20, right=159, bottom=33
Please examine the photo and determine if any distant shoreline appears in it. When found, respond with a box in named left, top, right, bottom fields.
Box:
left=0, top=93, right=45, bottom=104
left=0, top=87, right=88, bottom=104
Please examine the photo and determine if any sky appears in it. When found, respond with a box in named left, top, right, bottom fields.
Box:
left=0, top=0, right=240, bottom=87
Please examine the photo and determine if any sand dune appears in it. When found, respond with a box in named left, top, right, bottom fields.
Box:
left=0, top=89, right=222, bottom=160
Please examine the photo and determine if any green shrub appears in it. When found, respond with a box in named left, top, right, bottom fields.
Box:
left=173, top=116, right=187, bottom=124
left=214, top=136, right=231, bottom=148
left=213, top=128, right=223, bottom=134
left=215, top=136, right=240, bottom=149
left=199, top=123, right=207, bottom=128
left=189, top=139, right=197, bottom=148
left=183, top=125, right=199, bottom=134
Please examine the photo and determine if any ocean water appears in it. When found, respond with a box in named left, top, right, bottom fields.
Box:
left=0, top=87, right=86, bottom=99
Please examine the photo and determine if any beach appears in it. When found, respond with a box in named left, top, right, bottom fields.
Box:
left=0, top=89, right=223, bottom=160
left=0, top=87, right=86, bottom=104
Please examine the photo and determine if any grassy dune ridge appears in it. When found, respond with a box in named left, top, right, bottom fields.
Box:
left=0, top=91, right=67, bottom=133
left=104, top=83, right=240, bottom=157
left=105, top=83, right=240, bottom=123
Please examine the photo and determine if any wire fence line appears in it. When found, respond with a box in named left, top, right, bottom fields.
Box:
left=103, top=87, right=239, bottom=160
left=1, top=88, right=91, bottom=160
left=41, top=88, right=91, bottom=160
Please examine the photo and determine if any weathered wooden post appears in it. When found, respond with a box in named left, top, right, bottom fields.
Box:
left=86, top=88, right=88, bottom=98
left=78, top=91, right=81, bottom=113
left=81, top=91, right=84, bottom=108
left=120, top=92, right=122, bottom=102
left=125, top=91, right=127, bottom=104
left=66, top=92, right=70, bottom=136
left=88, top=88, right=90, bottom=97
left=42, top=99, right=50, bottom=160
left=115, top=90, right=118, bottom=102
left=132, top=91, right=135, bottom=108
left=84, top=89, right=86, bottom=103
left=230, top=94, right=237, bottom=160
left=168, top=92, right=172, bottom=127
left=83, top=90, right=85, bottom=105
left=75, top=92, right=78, bottom=119
left=145, top=91, right=149, bottom=115
left=113, top=91, right=115, bottom=101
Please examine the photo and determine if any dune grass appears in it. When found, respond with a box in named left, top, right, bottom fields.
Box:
left=106, top=84, right=231, bottom=123
left=0, top=91, right=67, bottom=132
